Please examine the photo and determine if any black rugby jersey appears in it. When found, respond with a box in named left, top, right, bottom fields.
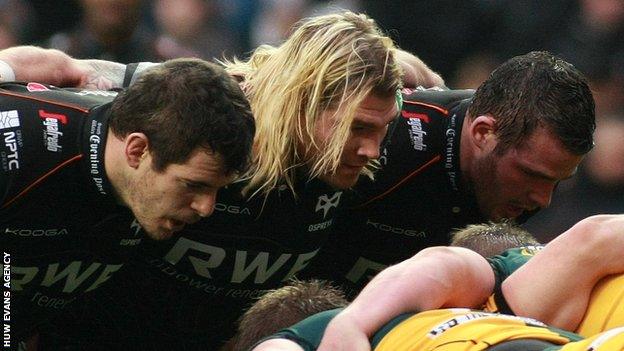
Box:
left=302, top=88, right=486, bottom=295
left=35, top=62, right=350, bottom=350
left=0, top=82, right=137, bottom=339
left=40, top=175, right=344, bottom=350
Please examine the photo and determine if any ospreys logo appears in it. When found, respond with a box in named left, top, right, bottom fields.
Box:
left=119, top=219, right=142, bottom=246
left=130, top=218, right=142, bottom=236
left=315, top=192, right=342, bottom=219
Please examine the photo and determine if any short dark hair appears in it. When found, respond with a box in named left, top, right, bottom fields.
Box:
left=450, top=221, right=540, bottom=258
left=109, top=58, right=255, bottom=174
left=230, top=279, right=348, bottom=351
left=469, top=51, right=595, bottom=155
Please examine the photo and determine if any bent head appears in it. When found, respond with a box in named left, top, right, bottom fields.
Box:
left=451, top=221, right=540, bottom=257
left=310, top=92, right=399, bottom=189
left=230, top=280, right=348, bottom=351
left=109, top=58, right=255, bottom=239
left=233, top=12, right=402, bottom=194
left=117, top=145, right=235, bottom=240
left=465, top=51, right=595, bottom=221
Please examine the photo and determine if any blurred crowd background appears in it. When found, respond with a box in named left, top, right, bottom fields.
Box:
left=1, top=0, right=622, bottom=242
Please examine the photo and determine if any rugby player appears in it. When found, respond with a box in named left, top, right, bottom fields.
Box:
left=317, top=215, right=624, bottom=350
left=0, top=58, right=254, bottom=343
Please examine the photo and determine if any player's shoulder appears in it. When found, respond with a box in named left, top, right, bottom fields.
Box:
left=0, top=81, right=117, bottom=110
left=401, top=87, right=474, bottom=112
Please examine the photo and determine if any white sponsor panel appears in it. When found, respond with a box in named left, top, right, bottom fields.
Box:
left=0, top=110, right=19, bottom=130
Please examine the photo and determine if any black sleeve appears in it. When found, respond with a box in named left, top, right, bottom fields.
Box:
left=123, top=63, right=141, bottom=88
left=122, top=62, right=161, bottom=88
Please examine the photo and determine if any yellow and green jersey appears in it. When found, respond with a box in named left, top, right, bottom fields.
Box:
left=374, top=308, right=579, bottom=351
left=263, top=308, right=581, bottom=351
left=545, top=327, right=624, bottom=351
left=485, top=246, right=624, bottom=337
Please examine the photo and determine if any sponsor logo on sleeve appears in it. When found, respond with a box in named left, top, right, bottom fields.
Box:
left=402, top=111, right=428, bottom=151
left=39, top=110, right=67, bottom=152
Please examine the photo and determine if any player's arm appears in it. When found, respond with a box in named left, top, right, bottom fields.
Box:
left=502, top=214, right=624, bottom=330
left=0, top=45, right=127, bottom=89
left=317, top=246, right=495, bottom=351
left=395, top=49, right=445, bottom=88
left=251, top=339, right=305, bottom=351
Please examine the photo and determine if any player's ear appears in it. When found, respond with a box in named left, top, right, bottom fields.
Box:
left=124, top=132, right=149, bottom=168
left=468, top=115, right=497, bottom=153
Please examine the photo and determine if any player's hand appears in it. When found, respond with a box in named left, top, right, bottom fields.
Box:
left=395, top=49, right=445, bottom=89
left=317, top=311, right=371, bottom=351
left=0, top=45, right=126, bottom=89
left=74, top=59, right=127, bottom=90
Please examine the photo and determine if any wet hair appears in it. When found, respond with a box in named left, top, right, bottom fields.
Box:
left=469, top=51, right=595, bottom=155
left=451, top=221, right=540, bottom=257
left=230, top=279, right=348, bottom=351
left=223, top=11, right=402, bottom=196
left=109, top=58, right=255, bottom=174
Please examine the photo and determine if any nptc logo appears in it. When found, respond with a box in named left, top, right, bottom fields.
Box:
left=0, top=110, right=20, bottom=130
left=315, top=192, right=342, bottom=219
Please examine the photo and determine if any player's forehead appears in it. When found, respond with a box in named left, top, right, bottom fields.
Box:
left=508, top=129, right=583, bottom=181
left=351, top=93, right=398, bottom=127
left=168, top=149, right=233, bottom=187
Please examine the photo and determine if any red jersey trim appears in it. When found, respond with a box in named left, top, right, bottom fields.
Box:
left=2, top=154, right=84, bottom=209
left=0, top=90, right=91, bottom=114
left=355, top=155, right=442, bottom=208
left=402, top=100, right=449, bottom=116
